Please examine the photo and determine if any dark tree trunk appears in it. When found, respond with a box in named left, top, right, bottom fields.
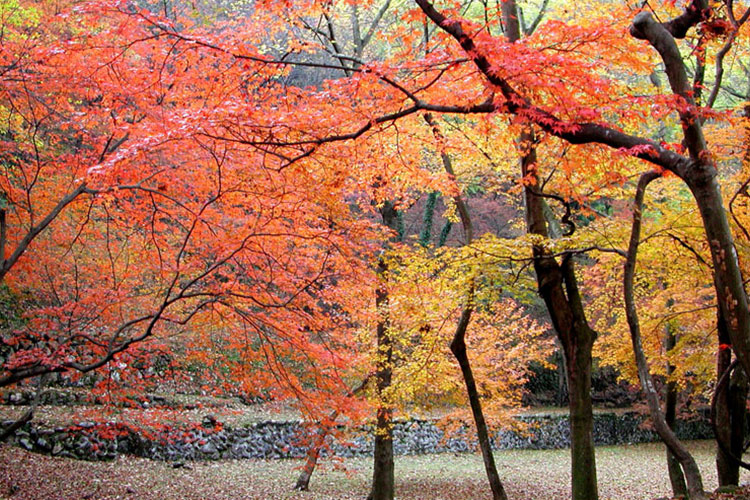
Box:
left=727, top=366, right=748, bottom=479
left=450, top=310, right=508, bottom=500
left=716, top=313, right=736, bottom=486
left=368, top=202, right=398, bottom=500
left=369, top=404, right=394, bottom=500
left=294, top=425, right=328, bottom=491
left=555, top=338, right=569, bottom=407
left=686, top=168, right=750, bottom=383
left=559, top=257, right=599, bottom=500
left=719, top=365, right=750, bottom=486
left=631, top=6, right=750, bottom=410
left=665, top=323, right=688, bottom=498
left=424, top=113, right=508, bottom=500
left=517, top=128, right=598, bottom=500
left=716, top=310, right=749, bottom=487
left=624, top=172, right=706, bottom=500
left=499, top=2, right=599, bottom=495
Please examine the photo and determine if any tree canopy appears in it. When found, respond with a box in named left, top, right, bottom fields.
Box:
left=1, top=0, right=749, bottom=498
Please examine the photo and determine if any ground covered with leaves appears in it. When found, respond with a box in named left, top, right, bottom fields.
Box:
left=0, top=440, right=747, bottom=499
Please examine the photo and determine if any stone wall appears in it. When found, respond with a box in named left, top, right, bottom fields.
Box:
left=3, top=411, right=712, bottom=462
left=2, top=389, right=181, bottom=409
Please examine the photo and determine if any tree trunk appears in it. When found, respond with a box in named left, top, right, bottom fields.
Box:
left=369, top=275, right=395, bottom=500
left=728, top=365, right=748, bottom=478
left=424, top=112, right=508, bottom=500
left=624, top=172, right=706, bottom=500
left=666, top=322, right=688, bottom=498
left=294, top=378, right=371, bottom=491
left=631, top=7, right=750, bottom=406
left=686, top=167, right=750, bottom=384
left=369, top=404, right=394, bottom=500
left=294, top=424, right=328, bottom=491
left=368, top=202, right=398, bottom=500
left=499, top=2, right=598, bottom=495
left=519, top=130, right=599, bottom=500
left=450, top=309, right=508, bottom=500
left=716, top=312, right=736, bottom=486
left=559, top=257, right=599, bottom=500
left=556, top=338, right=569, bottom=407
left=717, top=364, right=749, bottom=487
left=716, top=307, right=749, bottom=487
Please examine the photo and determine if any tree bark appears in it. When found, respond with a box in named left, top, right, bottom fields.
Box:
left=555, top=338, right=569, bottom=407
left=716, top=313, right=735, bottom=486
left=624, top=171, right=707, bottom=500
left=727, top=365, right=748, bottom=479
left=506, top=5, right=598, bottom=497
left=495, top=3, right=600, bottom=495
left=685, top=167, right=750, bottom=381
left=716, top=310, right=749, bottom=486
left=424, top=113, right=508, bottom=500
left=368, top=202, right=398, bottom=500
left=717, top=364, right=749, bottom=487
left=515, top=129, right=599, bottom=500
left=631, top=6, right=750, bottom=397
left=450, top=309, right=508, bottom=500
left=559, top=256, right=599, bottom=500
left=294, top=377, right=371, bottom=491
left=665, top=322, right=688, bottom=498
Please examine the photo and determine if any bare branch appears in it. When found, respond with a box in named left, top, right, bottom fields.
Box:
left=0, top=183, right=93, bottom=283
left=362, top=0, right=392, bottom=49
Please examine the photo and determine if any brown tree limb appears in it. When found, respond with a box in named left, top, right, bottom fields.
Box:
left=0, top=183, right=93, bottom=283
left=665, top=321, right=689, bottom=498
left=423, top=112, right=507, bottom=500
left=0, top=375, right=49, bottom=442
left=413, top=0, right=690, bottom=176
left=294, top=375, right=373, bottom=491
left=630, top=12, right=707, bottom=160
left=623, top=170, right=708, bottom=500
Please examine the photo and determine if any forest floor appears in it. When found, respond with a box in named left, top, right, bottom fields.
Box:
left=0, top=440, right=748, bottom=500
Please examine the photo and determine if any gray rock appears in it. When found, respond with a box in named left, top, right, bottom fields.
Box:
left=199, top=442, right=217, bottom=454
left=36, top=437, right=51, bottom=451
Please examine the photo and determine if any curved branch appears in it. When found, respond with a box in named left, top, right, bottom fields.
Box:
left=524, top=0, right=550, bottom=36
left=423, top=112, right=507, bottom=500
left=624, top=170, right=708, bottom=499
left=527, top=190, right=575, bottom=236
left=630, top=12, right=707, bottom=160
